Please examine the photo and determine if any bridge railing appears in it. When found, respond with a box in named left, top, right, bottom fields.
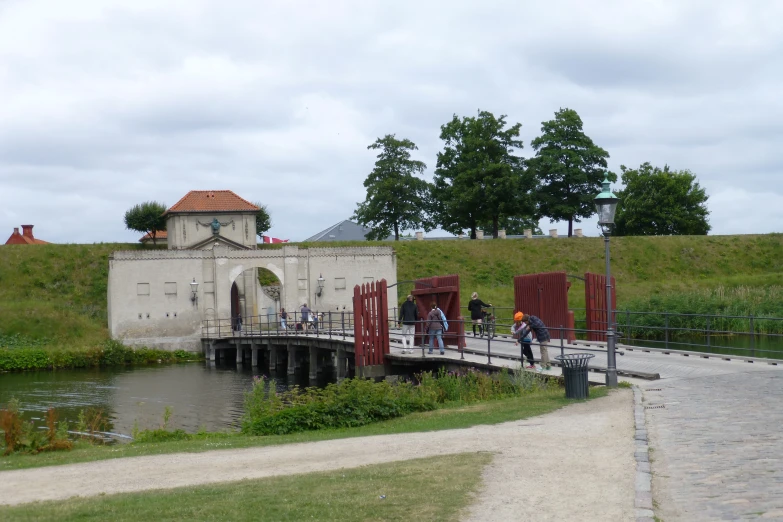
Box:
left=201, top=310, right=358, bottom=340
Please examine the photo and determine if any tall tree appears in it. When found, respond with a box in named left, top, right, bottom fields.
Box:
left=124, top=201, right=167, bottom=245
left=614, top=162, right=711, bottom=236
left=433, top=110, right=535, bottom=239
left=529, top=108, right=613, bottom=237
left=353, top=134, right=432, bottom=241
left=252, top=202, right=272, bottom=238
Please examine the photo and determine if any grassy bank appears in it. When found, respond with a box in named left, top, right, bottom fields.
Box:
left=1, top=235, right=782, bottom=351
left=0, top=452, right=491, bottom=521
left=0, top=387, right=607, bottom=471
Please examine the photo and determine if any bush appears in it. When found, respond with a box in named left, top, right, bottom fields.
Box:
left=241, top=368, right=550, bottom=436
left=1, top=400, right=73, bottom=455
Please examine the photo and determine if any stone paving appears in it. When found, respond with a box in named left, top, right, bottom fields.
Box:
left=642, top=371, right=783, bottom=521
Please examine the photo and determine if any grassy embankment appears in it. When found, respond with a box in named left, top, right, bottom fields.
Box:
left=0, top=452, right=491, bottom=522
left=1, top=234, right=782, bottom=354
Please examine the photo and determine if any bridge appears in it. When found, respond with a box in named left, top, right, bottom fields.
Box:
left=201, top=313, right=783, bottom=385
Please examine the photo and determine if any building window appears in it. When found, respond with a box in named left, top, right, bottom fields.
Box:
left=137, top=283, right=150, bottom=296
left=164, top=282, right=177, bottom=295
left=334, top=277, right=346, bottom=290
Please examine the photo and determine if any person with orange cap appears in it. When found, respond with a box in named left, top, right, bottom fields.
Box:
left=511, top=312, right=536, bottom=369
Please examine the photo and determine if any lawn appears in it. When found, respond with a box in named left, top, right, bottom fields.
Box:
left=0, top=452, right=492, bottom=522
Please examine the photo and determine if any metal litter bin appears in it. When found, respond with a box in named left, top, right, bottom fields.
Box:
left=555, top=353, right=595, bottom=399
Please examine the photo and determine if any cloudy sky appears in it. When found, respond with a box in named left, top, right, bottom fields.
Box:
left=1, top=0, right=781, bottom=244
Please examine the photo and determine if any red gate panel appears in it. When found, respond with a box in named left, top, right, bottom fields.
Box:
left=353, top=279, right=390, bottom=367
left=584, top=272, right=616, bottom=342
left=513, top=272, right=571, bottom=340
left=411, top=274, right=465, bottom=348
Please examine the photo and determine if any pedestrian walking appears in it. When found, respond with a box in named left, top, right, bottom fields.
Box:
left=300, top=303, right=311, bottom=330
left=511, top=312, right=536, bottom=369
left=426, top=303, right=446, bottom=355
left=521, top=313, right=551, bottom=370
left=467, top=292, right=492, bottom=337
left=280, top=308, right=288, bottom=330
left=398, top=295, right=419, bottom=350
left=234, top=312, right=243, bottom=333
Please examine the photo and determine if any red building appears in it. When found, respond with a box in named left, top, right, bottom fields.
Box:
left=4, top=225, right=49, bottom=245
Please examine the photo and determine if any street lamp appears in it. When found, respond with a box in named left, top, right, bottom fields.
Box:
left=594, top=176, right=620, bottom=387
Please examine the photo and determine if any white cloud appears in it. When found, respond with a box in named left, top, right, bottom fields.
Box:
left=1, top=0, right=782, bottom=243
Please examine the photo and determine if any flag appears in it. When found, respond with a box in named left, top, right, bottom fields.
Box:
left=262, top=235, right=289, bottom=244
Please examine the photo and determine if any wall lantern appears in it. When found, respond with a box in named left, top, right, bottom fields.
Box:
left=594, top=176, right=620, bottom=229
left=316, top=273, right=325, bottom=297
left=190, top=278, right=199, bottom=306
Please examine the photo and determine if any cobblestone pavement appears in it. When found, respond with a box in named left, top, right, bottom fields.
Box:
left=643, top=371, right=783, bottom=521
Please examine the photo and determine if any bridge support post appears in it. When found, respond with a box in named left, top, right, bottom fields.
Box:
left=287, top=343, right=296, bottom=375
left=251, top=344, right=259, bottom=367
left=269, top=345, right=277, bottom=371
left=208, top=342, right=216, bottom=362
left=309, top=346, right=318, bottom=381
left=236, top=344, right=244, bottom=364
left=335, top=346, right=346, bottom=381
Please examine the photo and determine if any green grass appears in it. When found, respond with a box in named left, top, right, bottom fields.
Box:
left=0, top=387, right=608, bottom=471
left=2, top=235, right=782, bottom=351
left=0, top=452, right=492, bottom=521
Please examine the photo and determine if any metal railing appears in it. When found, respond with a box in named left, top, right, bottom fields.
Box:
left=202, top=308, right=783, bottom=362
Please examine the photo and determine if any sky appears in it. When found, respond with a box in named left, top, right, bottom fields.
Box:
left=1, top=0, right=782, bottom=244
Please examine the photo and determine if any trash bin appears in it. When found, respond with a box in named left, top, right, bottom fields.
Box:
left=554, top=353, right=595, bottom=399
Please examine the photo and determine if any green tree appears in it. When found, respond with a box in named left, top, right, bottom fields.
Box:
left=124, top=201, right=167, bottom=245
left=433, top=110, right=535, bottom=239
left=614, top=162, right=710, bottom=236
left=529, top=108, right=613, bottom=237
left=252, top=202, right=272, bottom=238
left=480, top=216, right=543, bottom=236
left=353, top=134, right=433, bottom=241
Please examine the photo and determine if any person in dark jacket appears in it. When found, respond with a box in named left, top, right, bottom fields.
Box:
left=467, top=292, right=492, bottom=337
left=521, top=313, right=551, bottom=370
left=398, top=295, right=419, bottom=349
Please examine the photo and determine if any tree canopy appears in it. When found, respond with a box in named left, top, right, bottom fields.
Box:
left=353, top=134, right=433, bottom=241
left=433, top=110, right=535, bottom=239
left=529, top=108, right=613, bottom=237
left=252, top=202, right=272, bottom=238
left=124, top=201, right=167, bottom=245
left=614, top=162, right=711, bottom=236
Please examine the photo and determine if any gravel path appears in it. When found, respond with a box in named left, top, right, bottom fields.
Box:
left=0, top=390, right=635, bottom=521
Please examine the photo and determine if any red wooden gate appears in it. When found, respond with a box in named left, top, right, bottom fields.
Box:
left=353, top=279, right=390, bottom=367
left=514, top=272, right=573, bottom=341
left=411, top=274, right=465, bottom=348
left=584, top=272, right=617, bottom=342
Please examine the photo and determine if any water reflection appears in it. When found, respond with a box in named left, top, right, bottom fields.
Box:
left=0, top=362, right=334, bottom=439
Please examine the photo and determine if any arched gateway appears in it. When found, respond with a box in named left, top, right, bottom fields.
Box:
left=110, top=190, right=396, bottom=351
left=108, top=244, right=397, bottom=351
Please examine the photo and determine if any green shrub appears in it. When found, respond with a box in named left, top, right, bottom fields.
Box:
left=134, top=429, right=192, bottom=443
left=241, top=368, right=549, bottom=436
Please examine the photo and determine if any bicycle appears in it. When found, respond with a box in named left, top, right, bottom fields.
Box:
left=481, top=309, right=496, bottom=338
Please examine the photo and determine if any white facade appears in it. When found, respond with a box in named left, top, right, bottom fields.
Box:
left=107, top=245, right=398, bottom=351
left=166, top=212, right=258, bottom=250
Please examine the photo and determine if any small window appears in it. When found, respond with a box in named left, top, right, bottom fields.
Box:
left=297, top=278, right=307, bottom=290
left=137, top=283, right=150, bottom=296
left=164, top=282, right=177, bottom=295
left=334, top=277, right=346, bottom=290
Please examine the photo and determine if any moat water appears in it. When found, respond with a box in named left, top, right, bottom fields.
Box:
left=0, top=362, right=333, bottom=440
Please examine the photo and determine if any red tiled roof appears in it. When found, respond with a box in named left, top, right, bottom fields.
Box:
left=165, top=191, right=259, bottom=214
left=4, top=226, right=49, bottom=245
left=139, top=230, right=168, bottom=241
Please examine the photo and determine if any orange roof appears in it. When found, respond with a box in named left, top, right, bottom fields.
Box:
left=5, top=226, right=49, bottom=245
left=165, top=190, right=259, bottom=214
left=139, top=230, right=168, bottom=241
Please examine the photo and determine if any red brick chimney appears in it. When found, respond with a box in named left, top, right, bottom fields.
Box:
left=21, top=225, right=34, bottom=240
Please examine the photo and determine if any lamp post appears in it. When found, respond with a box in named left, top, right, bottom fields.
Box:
left=594, top=176, right=620, bottom=388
